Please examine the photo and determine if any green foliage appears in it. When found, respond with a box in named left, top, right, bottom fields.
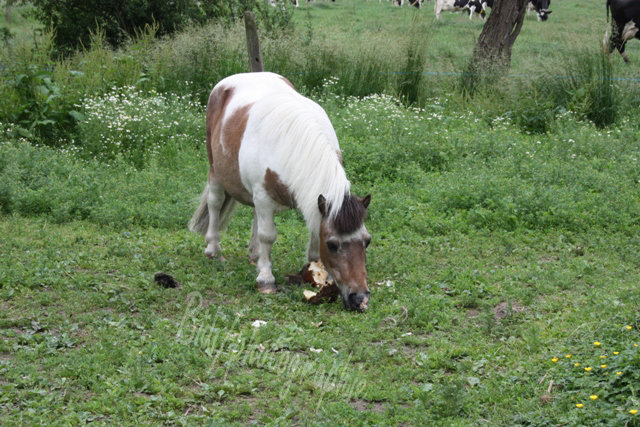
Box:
left=201, top=0, right=295, bottom=34
left=0, top=27, right=14, bottom=45
left=398, top=41, right=426, bottom=107
left=75, top=86, right=204, bottom=169
left=30, top=0, right=197, bottom=55
left=5, top=67, right=83, bottom=144
left=537, top=49, right=620, bottom=130
left=0, top=140, right=205, bottom=227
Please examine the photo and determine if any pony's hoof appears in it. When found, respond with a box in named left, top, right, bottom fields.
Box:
left=257, top=281, right=277, bottom=294
left=206, top=253, right=226, bottom=262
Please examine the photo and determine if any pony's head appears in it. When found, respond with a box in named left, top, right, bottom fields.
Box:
left=318, top=194, right=372, bottom=312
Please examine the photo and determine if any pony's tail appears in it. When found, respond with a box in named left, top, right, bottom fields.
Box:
left=189, top=183, right=238, bottom=234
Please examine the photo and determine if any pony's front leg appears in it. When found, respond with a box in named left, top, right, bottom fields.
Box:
left=307, top=232, right=320, bottom=263
left=253, top=200, right=278, bottom=294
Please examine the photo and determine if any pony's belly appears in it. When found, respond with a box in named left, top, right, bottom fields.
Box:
left=211, top=156, right=255, bottom=206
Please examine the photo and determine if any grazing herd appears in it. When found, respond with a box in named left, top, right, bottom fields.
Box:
left=434, top=0, right=493, bottom=20
left=385, top=0, right=552, bottom=22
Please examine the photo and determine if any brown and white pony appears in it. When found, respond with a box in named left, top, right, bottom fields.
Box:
left=189, top=72, right=372, bottom=312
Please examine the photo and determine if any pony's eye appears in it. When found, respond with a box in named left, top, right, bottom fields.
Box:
left=327, top=241, right=339, bottom=253
left=364, top=237, right=371, bottom=248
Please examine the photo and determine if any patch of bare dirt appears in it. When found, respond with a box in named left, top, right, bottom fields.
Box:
left=350, top=399, right=386, bottom=413
left=493, top=302, right=525, bottom=321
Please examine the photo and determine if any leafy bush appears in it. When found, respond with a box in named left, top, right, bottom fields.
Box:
left=30, top=0, right=197, bottom=55
left=4, top=67, right=84, bottom=144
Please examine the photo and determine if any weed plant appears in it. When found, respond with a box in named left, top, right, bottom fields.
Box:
left=530, top=326, right=640, bottom=427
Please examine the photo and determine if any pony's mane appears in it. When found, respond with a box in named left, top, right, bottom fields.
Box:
left=253, top=92, right=351, bottom=234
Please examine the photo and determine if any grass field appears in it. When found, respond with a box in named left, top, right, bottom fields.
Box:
left=2, top=1, right=640, bottom=426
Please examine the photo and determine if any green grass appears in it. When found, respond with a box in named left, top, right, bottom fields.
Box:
left=2, top=1, right=640, bottom=425
left=3, top=86, right=640, bottom=425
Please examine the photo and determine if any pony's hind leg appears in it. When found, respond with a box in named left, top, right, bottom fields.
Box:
left=204, top=179, right=227, bottom=260
left=252, top=197, right=278, bottom=294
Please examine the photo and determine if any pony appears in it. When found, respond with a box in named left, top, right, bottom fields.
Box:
left=189, top=72, right=372, bottom=312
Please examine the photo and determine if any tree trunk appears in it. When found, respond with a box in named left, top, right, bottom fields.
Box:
left=463, top=0, right=529, bottom=93
left=244, top=11, right=263, bottom=72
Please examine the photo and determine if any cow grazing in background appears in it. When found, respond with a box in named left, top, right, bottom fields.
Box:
left=606, top=0, right=640, bottom=62
left=435, top=0, right=486, bottom=20
left=481, top=0, right=493, bottom=13
left=528, top=0, right=552, bottom=21
left=389, top=0, right=422, bottom=8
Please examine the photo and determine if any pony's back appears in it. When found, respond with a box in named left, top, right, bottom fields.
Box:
left=211, top=72, right=350, bottom=232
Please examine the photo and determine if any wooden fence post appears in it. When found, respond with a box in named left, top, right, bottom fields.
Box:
left=244, top=11, right=264, bottom=72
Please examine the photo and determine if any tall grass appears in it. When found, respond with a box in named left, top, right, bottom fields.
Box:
left=538, top=48, right=620, bottom=129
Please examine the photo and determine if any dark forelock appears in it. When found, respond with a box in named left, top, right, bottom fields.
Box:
left=333, top=194, right=366, bottom=234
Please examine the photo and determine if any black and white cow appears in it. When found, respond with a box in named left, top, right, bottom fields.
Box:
left=528, top=0, right=552, bottom=21
left=481, top=0, right=493, bottom=13
left=391, top=0, right=422, bottom=7
left=606, top=0, right=640, bottom=62
left=434, top=0, right=487, bottom=20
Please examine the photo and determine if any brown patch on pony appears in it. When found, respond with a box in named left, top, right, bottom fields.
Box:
left=280, top=76, right=296, bottom=91
left=206, top=85, right=234, bottom=165
left=264, top=168, right=297, bottom=208
left=336, top=150, right=343, bottom=166
left=208, top=93, right=255, bottom=205
left=333, top=194, right=367, bottom=234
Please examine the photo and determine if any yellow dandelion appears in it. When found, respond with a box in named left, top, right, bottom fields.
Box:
left=590, top=395, right=598, bottom=400
left=594, top=342, right=601, bottom=346
left=616, top=372, right=622, bottom=375
left=630, top=410, right=638, bottom=415
left=600, top=355, right=606, bottom=359
left=626, top=326, right=632, bottom=330
left=614, top=352, right=619, bottom=355
left=552, top=358, right=559, bottom=362
left=566, top=354, right=572, bottom=358
left=576, top=404, right=584, bottom=408
left=635, top=344, right=638, bottom=347
left=601, top=364, right=607, bottom=368
left=574, top=362, right=580, bottom=367
left=585, top=367, right=592, bottom=371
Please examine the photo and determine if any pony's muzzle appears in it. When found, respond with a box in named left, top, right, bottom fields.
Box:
left=347, top=291, right=370, bottom=312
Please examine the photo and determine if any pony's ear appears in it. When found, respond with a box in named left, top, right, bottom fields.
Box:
left=361, top=194, right=371, bottom=209
left=318, top=195, right=328, bottom=217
